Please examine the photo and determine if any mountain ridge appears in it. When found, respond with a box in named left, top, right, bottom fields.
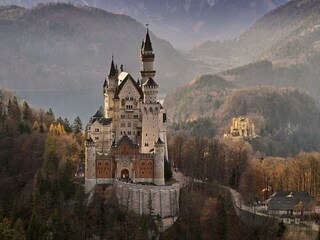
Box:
left=0, top=3, right=196, bottom=120
left=0, top=0, right=290, bottom=49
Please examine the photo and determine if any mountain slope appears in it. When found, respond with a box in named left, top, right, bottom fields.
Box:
left=0, top=0, right=289, bottom=49
left=0, top=3, right=195, bottom=120
left=165, top=79, right=320, bottom=156
left=188, top=0, right=320, bottom=71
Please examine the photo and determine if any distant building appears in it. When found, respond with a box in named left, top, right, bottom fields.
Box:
left=224, top=117, right=256, bottom=139
left=84, top=28, right=168, bottom=193
left=265, top=191, right=315, bottom=224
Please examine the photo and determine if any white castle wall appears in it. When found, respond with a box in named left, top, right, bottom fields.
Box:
left=114, top=181, right=180, bottom=218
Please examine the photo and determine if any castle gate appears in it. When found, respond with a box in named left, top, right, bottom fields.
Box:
left=121, top=169, right=129, bottom=179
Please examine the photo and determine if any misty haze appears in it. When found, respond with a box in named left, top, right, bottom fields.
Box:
left=1, top=0, right=320, bottom=239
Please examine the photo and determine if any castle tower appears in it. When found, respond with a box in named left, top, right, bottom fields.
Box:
left=140, top=28, right=156, bottom=85
left=104, top=57, right=118, bottom=118
left=85, top=137, right=96, bottom=193
left=141, top=77, right=160, bottom=153
left=153, top=138, right=165, bottom=185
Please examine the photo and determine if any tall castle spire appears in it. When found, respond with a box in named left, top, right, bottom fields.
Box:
left=104, top=56, right=118, bottom=118
left=142, top=27, right=153, bottom=52
left=140, top=25, right=156, bottom=85
left=108, top=55, right=116, bottom=77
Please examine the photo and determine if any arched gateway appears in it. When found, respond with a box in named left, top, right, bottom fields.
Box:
left=121, top=169, right=129, bottom=179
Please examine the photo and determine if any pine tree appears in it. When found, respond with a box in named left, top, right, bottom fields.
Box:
left=72, top=116, right=83, bottom=135
left=63, top=118, right=72, bottom=133
left=22, top=101, right=32, bottom=121
left=46, top=108, right=55, bottom=122
left=7, top=96, right=21, bottom=121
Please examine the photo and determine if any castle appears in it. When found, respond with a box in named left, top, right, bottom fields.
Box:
left=224, top=117, right=256, bottom=139
left=85, top=29, right=168, bottom=193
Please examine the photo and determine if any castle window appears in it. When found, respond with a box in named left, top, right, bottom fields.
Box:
left=128, top=131, right=131, bottom=135
left=121, top=115, right=125, bottom=118
left=145, top=143, right=149, bottom=147
left=88, top=127, right=91, bottom=130
left=121, top=122, right=125, bottom=127
left=95, top=137, right=99, bottom=140
left=121, top=131, right=122, bottom=135
left=95, top=128, right=99, bottom=132
left=133, top=131, right=135, bottom=135
left=128, top=122, right=132, bottom=127
left=137, top=131, right=140, bottom=136
left=134, top=115, right=138, bottom=119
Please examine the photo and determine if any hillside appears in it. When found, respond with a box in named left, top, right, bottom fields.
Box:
left=187, top=0, right=320, bottom=77
left=165, top=80, right=320, bottom=156
left=0, top=3, right=195, bottom=120
left=0, top=0, right=289, bottom=49
left=165, top=74, right=233, bottom=123
left=219, top=59, right=320, bottom=97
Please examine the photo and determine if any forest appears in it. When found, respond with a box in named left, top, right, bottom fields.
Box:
left=0, top=88, right=319, bottom=239
left=0, top=89, right=289, bottom=240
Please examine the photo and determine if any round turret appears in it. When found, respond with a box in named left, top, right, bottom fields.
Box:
left=153, top=137, right=165, bottom=186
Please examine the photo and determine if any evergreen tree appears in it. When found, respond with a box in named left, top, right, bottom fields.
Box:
left=58, top=159, right=75, bottom=200
left=22, top=101, right=32, bottom=121
left=46, top=108, right=55, bottom=122
left=63, top=118, right=72, bottom=133
left=7, top=97, right=21, bottom=122
left=72, top=116, right=83, bottom=135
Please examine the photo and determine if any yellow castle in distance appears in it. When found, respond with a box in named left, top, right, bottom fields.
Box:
left=224, top=117, right=256, bottom=139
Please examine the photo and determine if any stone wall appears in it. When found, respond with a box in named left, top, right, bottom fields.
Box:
left=114, top=181, right=180, bottom=218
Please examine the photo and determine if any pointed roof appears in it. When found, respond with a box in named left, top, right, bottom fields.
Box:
left=142, top=28, right=153, bottom=52
left=156, top=137, right=164, bottom=144
left=93, top=110, right=103, bottom=118
left=108, top=57, right=116, bottom=77
left=98, top=117, right=112, bottom=125
left=114, top=72, right=143, bottom=100
left=103, top=79, right=108, bottom=88
left=113, top=135, right=139, bottom=148
left=143, top=77, right=158, bottom=87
